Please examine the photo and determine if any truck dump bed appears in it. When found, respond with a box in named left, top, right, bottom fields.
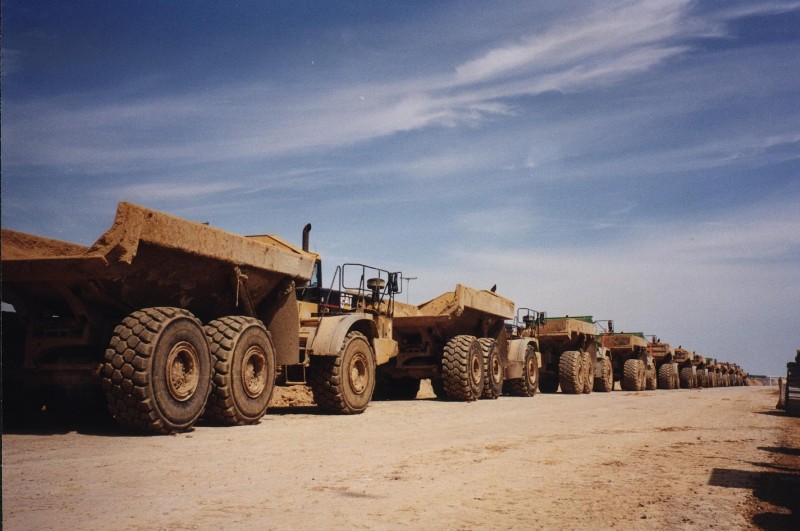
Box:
left=392, top=284, right=514, bottom=335
left=601, top=333, right=649, bottom=351
left=539, top=316, right=596, bottom=339
left=2, top=201, right=316, bottom=322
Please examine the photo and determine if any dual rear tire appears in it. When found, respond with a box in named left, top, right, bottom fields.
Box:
left=103, top=308, right=278, bottom=433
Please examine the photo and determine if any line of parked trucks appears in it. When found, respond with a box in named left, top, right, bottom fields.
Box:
left=1, top=202, right=749, bottom=433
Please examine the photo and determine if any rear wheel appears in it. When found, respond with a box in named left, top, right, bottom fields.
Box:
left=593, top=356, right=613, bottom=392
left=102, top=307, right=211, bottom=433
left=204, top=316, right=275, bottom=425
left=309, top=331, right=375, bottom=414
left=442, top=335, right=484, bottom=401
left=680, top=367, right=694, bottom=389
left=479, top=339, right=504, bottom=399
left=622, top=358, right=645, bottom=391
left=505, top=344, right=539, bottom=397
left=559, top=351, right=583, bottom=394
left=658, top=363, right=673, bottom=389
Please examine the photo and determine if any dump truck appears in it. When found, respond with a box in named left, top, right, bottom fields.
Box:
left=1, top=202, right=399, bottom=432
left=693, top=355, right=709, bottom=387
left=537, top=316, right=605, bottom=394
left=382, top=284, right=515, bottom=401
left=598, top=325, right=657, bottom=391
left=648, top=337, right=679, bottom=390
left=673, top=347, right=697, bottom=389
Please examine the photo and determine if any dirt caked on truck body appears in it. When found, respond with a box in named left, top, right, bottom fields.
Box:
left=1, top=202, right=404, bottom=432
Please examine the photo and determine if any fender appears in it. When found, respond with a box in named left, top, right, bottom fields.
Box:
left=506, top=338, right=541, bottom=380
left=305, top=313, right=377, bottom=358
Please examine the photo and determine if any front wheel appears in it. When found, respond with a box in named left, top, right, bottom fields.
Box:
left=309, top=331, right=375, bottom=414
left=646, top=364, right=658, bottom=391
left=594, top=356, right=613, bottom=392
left=505, top=344, right=539, bottom=397
left=102, top=307, right=212, bottom=433
left=581, top=351, right=594, bottom=394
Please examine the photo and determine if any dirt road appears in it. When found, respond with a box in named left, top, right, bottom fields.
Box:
left=2, top=386, right=798, bottom=530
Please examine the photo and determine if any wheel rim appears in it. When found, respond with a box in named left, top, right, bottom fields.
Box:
left=165, top=340, right=200, bottom=402
left=526, top=356, right=537, bottom=387
left=470, top=350, right=482, bottom=386
left=348, top=352, right=369, bottom=395
left=491, top=353, right=502, bottom=384
left=241, top=345, right=268, bottom=399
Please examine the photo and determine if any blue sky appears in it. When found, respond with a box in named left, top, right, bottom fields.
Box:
left=2, top=0, right=799, bottom=376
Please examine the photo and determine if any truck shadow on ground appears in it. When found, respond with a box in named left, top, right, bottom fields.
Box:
left=709, top=460, right=800, bottom=528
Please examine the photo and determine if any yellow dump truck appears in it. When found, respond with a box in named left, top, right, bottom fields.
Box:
left=537, top=316, right=604, bottom=394
left=2, top=202, right=399, bottom=432
left=384, top=285, right=515, bottom=401
left=599, top=328, right=657, bottom=391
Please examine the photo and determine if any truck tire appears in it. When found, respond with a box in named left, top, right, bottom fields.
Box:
left=505, top=344, right=539, bottom=397
left=102, top=307, right=212, bottom=433
left=622, top=358, right=644, bottom=391
left=442, top=335, right=484, bottom=401
left=479, top=338, right=504, bottom=399
left=594, top=356, right=613, bottom=392
left=581, top=351, right=594, bottom=394
left=309, top=331, right=375, bottom=414
left=646, top=364, right=658, bottom=391
left=680, top=367, right=694, bottom=389
left=657, top=364, right=672, bottom=389
left=203, top=316, right=275, bottom=425
left=559, top=351, right=583, bottom=394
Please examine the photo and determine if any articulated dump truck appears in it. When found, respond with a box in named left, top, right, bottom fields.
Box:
left=536, top=316, right=609, bottom=394
left=648, top=338, right=679, bottom=390
left=381, top=285, right=515, bottom=401
left=1, top=202, right=402, bottom=432
left=599, top=329, right=657, bottom=391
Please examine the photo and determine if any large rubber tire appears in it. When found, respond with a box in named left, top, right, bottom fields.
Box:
left=657, top=364, right=671, bottom=389
left=646, top=364, right=658, bottom=391
left=539, top=376, right=559, bottom=393
left=559, top=351, right=583, bottom=394
left=442, top=335, right=484, bottom=401
left=203, top=316, right=276, bottom=425
left=679, top=367, right=694, bottom=389
left=309, top=331, right=375, bottom=414
left=594, top=356, right=613, bottom=392
left=505, top=344, right=539, bottom=397
left=479, top=338, right=504, bottom=399
left=102, top=307, right=211, bottom=433
left=581, top=351, right=594, bottom=394
left=622, top=358, right=645, bottom=391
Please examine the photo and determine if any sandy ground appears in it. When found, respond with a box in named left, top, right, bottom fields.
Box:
left=2, top=385, right=798, bottom=530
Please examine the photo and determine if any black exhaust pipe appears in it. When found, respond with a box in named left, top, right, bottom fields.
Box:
left=302, top=223, right=311, bottom=252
